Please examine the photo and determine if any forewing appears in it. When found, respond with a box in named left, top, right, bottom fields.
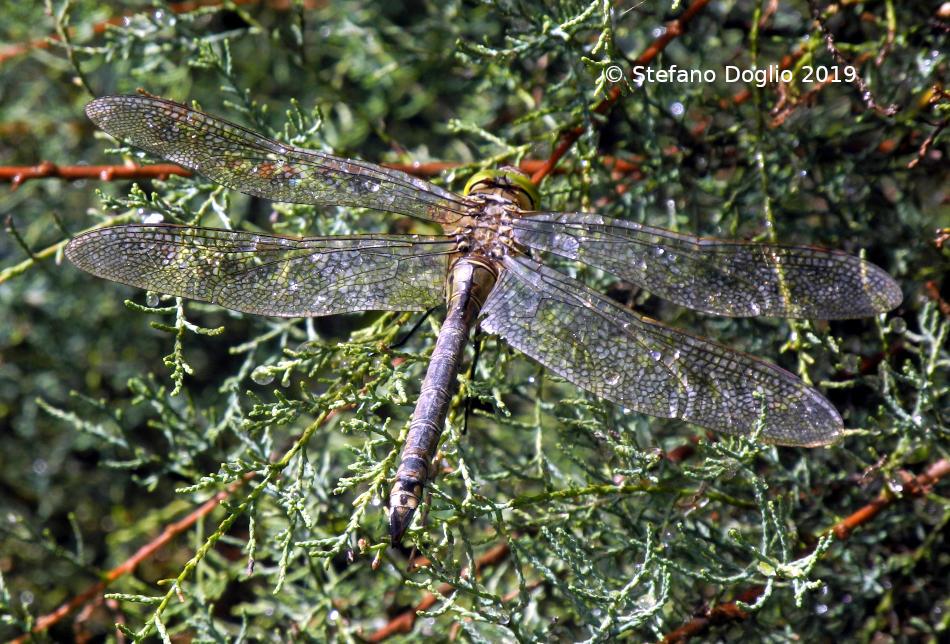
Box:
left=479, top=255, right=843, bottom=446
left=85, top=95, right=468, bottom=224
left=66, top=224, right=453, bottom=317
left=512, top=212, right=901, bottom=319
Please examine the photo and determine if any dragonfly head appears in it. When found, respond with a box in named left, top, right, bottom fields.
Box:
left=464, top=167, right=539, bottom=210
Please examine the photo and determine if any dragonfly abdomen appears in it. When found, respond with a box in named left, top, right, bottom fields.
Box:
left=389, top=257, right=498, bottom=544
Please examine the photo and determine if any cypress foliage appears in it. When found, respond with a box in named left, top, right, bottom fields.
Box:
left=1, top=1, right=947, bottom=641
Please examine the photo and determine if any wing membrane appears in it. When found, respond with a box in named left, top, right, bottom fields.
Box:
left=66, top=224, right=453, bottom=317
left=479, top=255, right=843, bottom=446
left=86, top=95, right=468, bottom=223
left=512, top=212, right=901, bottom=319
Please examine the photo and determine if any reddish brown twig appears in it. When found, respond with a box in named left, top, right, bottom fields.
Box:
left=826, top=460, right=949, bottom=540
left=770, top=77, right=831, bottom=127
left=0, top=0, right=324, bottom=67
left=9, top=473, right=256, bottom=644
left=808, top=0, right=897, bottom=117
left=367, top=443, right=702, bottom=641
left=850, top=340, right=904, bottom=378
left=0, top=161, right=191, bottom=188
left=1, top=157, right=644, bottom=188
left=529, top=0, right=713, bottom=186
left=729, top=41, right=809, bottom=113
left=908, top=87, right=950, bottom=169
left=658, top=458, right=950, bottom=644
left=366, top=541, right=512, bottom=642
left=925, top=281, right=950, bottom=319
left=935, top=228, right=950, bottom=250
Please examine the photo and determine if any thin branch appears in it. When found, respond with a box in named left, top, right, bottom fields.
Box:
left=908, top=87, right=950, bottom=168
left=924, top=281, right=950, bottom=319
left=658, top=458, right=950, bottom=643
left=0, top=161, right=190, bottom=187
left=366, top=541, right=512, bottom=642
left=367, top=445, right=699, bottom=641
left=935, top=228, right=949, bottom=250
left=529, top=0, right=713, bottom=186
left=808, top=0, right=898, bottom=117
left=10, top=474, right=256, bottom=644
left=0, top=236, right=68, bottom=285
left=826, top=460, right=949, bottom=540
left=0, top=157, right=644, bottom=188
left=0, top=0, right=324, bottom=67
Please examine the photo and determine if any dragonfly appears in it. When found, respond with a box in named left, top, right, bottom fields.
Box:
left=66, top=95, right=902, bottom=545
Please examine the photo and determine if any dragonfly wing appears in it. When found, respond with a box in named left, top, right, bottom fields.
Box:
left=66, top=224, right=453, bottom=317
left=86, top=95, right=469, bottom=224
left=512, top=212, right=901, bottom=319
left=479, top=254, right=843, bottom=447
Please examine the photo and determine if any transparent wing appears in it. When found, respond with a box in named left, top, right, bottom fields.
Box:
left=86, top=95, right=469, bottom=224
left=66, top=224, right=454, bottom=317
left=480, top=254, right=843, bottom=446
left=511, top=212, right=901, bottom=319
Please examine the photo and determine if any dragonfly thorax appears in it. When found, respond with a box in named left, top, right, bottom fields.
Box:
left=452, top=193, right=523, bottom=264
